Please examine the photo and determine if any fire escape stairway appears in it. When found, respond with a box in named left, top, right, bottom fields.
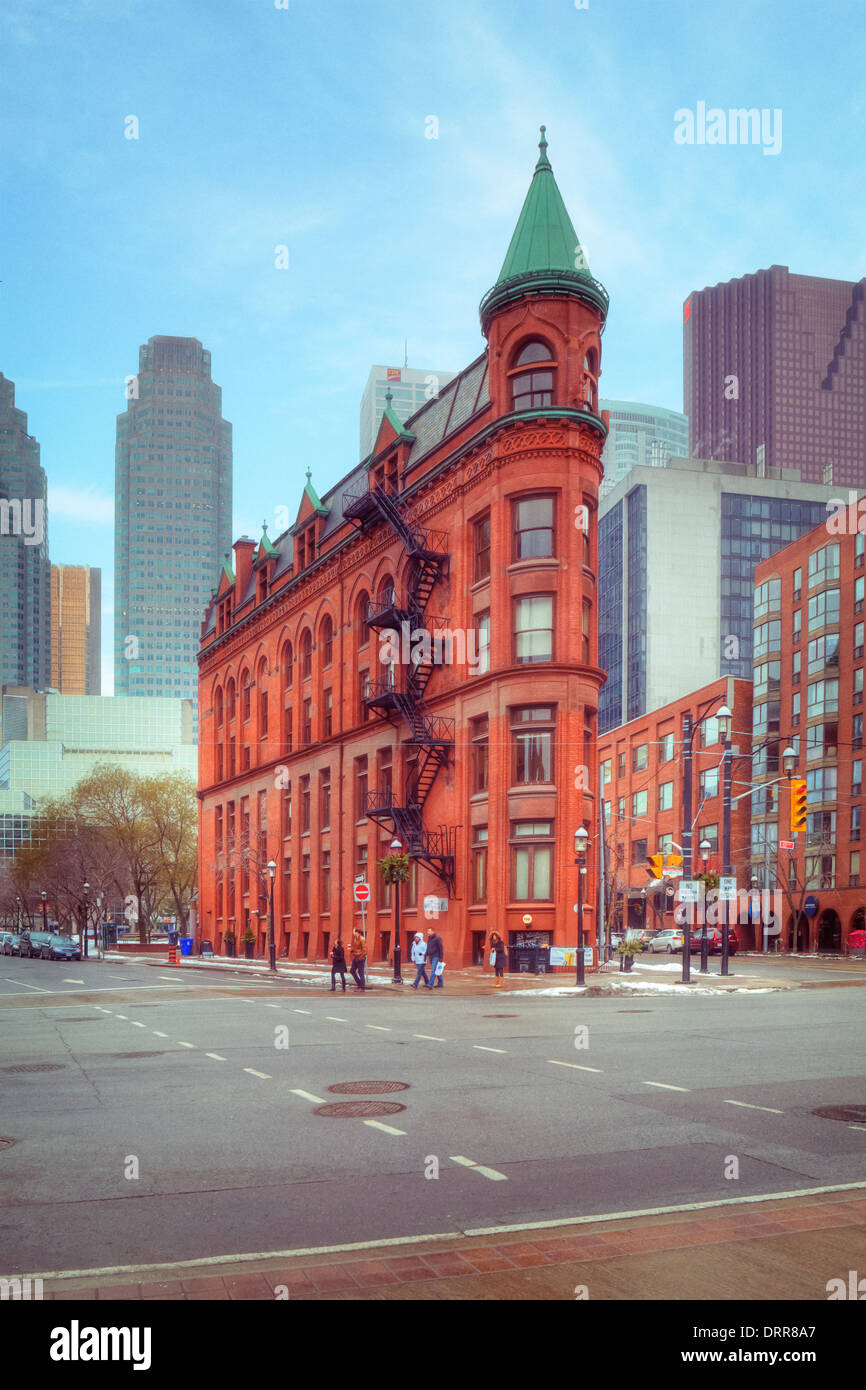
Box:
left=345, top=482, right=456, bottom=893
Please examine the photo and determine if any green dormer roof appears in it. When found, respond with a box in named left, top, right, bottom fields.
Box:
left=480, top=126, right=608, bottom=332
left=302, top=467, right=329, bottom=517
left=221, top=553, right=235, bottom=584
left=257, top=520, right=277, bottom=558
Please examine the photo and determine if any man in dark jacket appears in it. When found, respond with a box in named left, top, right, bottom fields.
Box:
left=426, top=928, right=444, bottom=988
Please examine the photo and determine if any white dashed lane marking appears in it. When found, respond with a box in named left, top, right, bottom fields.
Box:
left=244, top=1069, right=271, bottom=1079
left=206, top=1053, right=227, bottom=1061
left=152, top=1031, right=169, bottom=1038
left=548, top=1061, right=603, bottom=1073
left=130, top=1022, right=147, bottom=1029
left=325, top=1017, right=347, bottom=1023
left=63, top=979, right=85, bottom=984
left=176, top=1041, right=196, bottom=1049
left=4, top=978, right=52, bottom=992
left=290, top=1088, right=326, bottom=1104
left=363, top=1120, right=406, bottom=1135
left=293, top=1010, right=311, bottom=1015
left=449, top=1155, right=508, bottom=1182
left=723, top=1100, right=784, bottom=1114
left=474, top=1045, right=507, bottom=1054
left=365, top=1024, right=391, bottom=1031
left=644, top=1081, right=690, bottom=1092
left=413, top=1034, right=445, bottom=1041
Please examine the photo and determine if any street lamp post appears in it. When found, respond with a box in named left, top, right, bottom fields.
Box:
left=680, top=699, right=733, bottom=985
left=16, top=896, right=21, bottom=932
left=41, top=891, right=48, bottom=934
left=574, top=826, right=589, bottom=988
left=82, top=883, right=90, bottom=959
left=716, top=705, right=734, bottom=977
left=698, top=839, right=711, bottom=973
left=267, top=860, right=276, bottom=973
left=390, top=837, right=404, bottom=985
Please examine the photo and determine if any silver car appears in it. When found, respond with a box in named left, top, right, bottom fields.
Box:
left=647, top=928, right=684, bottom=954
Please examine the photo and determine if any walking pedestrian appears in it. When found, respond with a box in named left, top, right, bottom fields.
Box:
left=410, top=931, right=428, bottom=989
left=330, top=938, right=347, bottom=992
left=349, top=928, right=367, bottom=991
left=426, top=927, right=444, bottom=988
left=489, top=931, right=507, bottom=988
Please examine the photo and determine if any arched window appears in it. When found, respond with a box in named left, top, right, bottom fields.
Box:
left=510, top=340, right=555, bottom=411
left=583, top=348, right=599, bottom=412
left=215, top=687, right=224, bottom=726
left=257, top=658, right=269, bottom=739
left=226, top=679, right=236, bottom=724
left=320, top=616, right=333, bottom=669
left=282, top=641, right=293, bottom=691
left=300, top=630, right=312, bottom=681
left=356, top=591, right=370, bottom=649
left=240, top=670, right=251, bottom=723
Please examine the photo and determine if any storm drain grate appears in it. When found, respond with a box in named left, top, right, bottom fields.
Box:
left=2, top=1063, right=64, bottom=1073
left=315, top=1100, right=407, bottom=1119
left=812, top=1105, right=866, bottom=1123
left=327, top=1080, right=409, bottom=1095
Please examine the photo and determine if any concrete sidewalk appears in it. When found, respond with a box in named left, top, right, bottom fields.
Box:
left=103, top=951, right=866, bottom=997
left=39, top=1188, right=866, bottom=1301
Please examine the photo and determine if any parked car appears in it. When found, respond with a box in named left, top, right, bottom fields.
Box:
left=1, top=931, right=21, bottom=955
left=630, top=928, right=660, bottom=948
left=647, top=928, right=684, bottom=953
left=39, top=933, right=82, bottom=961
left=18, top=930, right=56, bottom=959
left=689, top=925, right=739, bottom=955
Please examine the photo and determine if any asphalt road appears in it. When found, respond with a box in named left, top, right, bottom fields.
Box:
left=1, top=955, right=864, bottom=1278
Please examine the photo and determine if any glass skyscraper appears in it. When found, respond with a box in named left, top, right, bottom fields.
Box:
left=114, top=337, right=232, bottom=718
left=599, top=400, right=689, bottom=498
left=0, top=374, right=51, bottom=691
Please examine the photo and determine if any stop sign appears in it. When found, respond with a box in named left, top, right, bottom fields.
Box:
left=353, top=882, right=371, bottom=903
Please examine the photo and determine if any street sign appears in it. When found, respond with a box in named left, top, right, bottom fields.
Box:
left=803, top=894, right=819, bottom=917
left=353, top=882, right=371, bottom=903
left=522, top=914, right=533, bottom=925
left=779, top=839, right=795, bottom=850
left=678, top=880, right=700, bottom=903
left=718, top=876, right=738, bottom=901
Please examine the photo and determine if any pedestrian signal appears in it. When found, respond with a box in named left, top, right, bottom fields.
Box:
left=789, top=779, right=807, bottom=833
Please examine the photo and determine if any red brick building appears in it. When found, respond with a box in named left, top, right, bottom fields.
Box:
left=197, top=130, right=610, bottom=970
left=752, top=512, right=866, bottom=951
left=597, top=678, right=753, bottom=940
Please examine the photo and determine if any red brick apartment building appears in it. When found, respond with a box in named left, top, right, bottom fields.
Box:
left=197, top=131, right=609, bottom=970
left=597, top=678, right=754, bottom=940
left=752, top=511, right=866, bottom=951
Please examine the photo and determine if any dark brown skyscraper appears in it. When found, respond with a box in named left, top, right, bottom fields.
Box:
left=685, top=266, right=866, bottom=487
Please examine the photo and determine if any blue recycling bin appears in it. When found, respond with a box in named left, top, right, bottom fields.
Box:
left=179, top=937, right=193, bottom=956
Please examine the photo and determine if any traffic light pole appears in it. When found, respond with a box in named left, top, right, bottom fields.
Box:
left=681, top=710, right=693, bottom=984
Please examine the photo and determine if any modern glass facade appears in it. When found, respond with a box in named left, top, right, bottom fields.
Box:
left=626, top=486, right=647, bottom=720
left=599, top=400, right=688, bottom=498
left=359, top=365, right=456, bottom=458
left=598, top=501, right=623, bottom=732
left=114, top=337, right=232, bottom=722
left=720, top=494, right=828, bottom=679
left=50, top=565, right=101, bottom=695
left=0, top=374, right=51, bottom=690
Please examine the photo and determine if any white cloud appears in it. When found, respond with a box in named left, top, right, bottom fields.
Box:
left=49, top=485, right=114, bottom=524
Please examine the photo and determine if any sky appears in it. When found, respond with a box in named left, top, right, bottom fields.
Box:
left=2, top=0, right=865, bottom=692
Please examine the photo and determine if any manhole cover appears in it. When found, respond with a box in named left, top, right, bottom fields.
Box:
left=113, top=1052, right=165, bottom=1060
left=327, top=1081, right=409, bottom=1095
left=812, top=1105, right=866, bottom=1123
left=2, top=1063, right=64, bottom=1073
left=315, top=1100, right=407, bottom=1118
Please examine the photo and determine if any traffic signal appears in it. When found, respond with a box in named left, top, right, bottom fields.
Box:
left=790, top=778, right=807, bottom=833
left=664, top=854, right=683, bottom=872
left=646, top=854, right=664, bottom=880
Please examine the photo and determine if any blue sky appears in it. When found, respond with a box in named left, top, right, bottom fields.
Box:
left=2, top=0, right=865, bottom=691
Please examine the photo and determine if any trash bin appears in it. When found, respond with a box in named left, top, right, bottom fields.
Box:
left=179, top=937, right=193, bottom=956
left=200, top=939, right=214, bottom=958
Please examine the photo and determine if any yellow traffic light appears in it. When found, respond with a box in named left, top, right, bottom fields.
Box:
left=789, top=778, right=807, bottom=833
left=646, top=854, right=664, bottom=879
left=665, top=854, right=683, bottom=871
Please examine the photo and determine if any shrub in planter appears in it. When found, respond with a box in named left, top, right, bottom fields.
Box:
left=616, top=938, right=644, bottom=973
left=224, top=932, right=236, bottom=958
left=242, top=928, right=256, bottom=959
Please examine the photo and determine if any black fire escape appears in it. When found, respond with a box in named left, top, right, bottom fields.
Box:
left=343, top=481, right=457, bottom=893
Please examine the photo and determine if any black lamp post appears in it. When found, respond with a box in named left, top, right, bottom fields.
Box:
left=698, top=838, right=711, bottom=973
left=267, top=859, right=277, bottom=973
left=82, top=882, right=90, bottom=959
left=41, top=891, right=48, bottom=934
left=15, top=896, right=21, bottom=933
left=716, top=705, right=733, bottom=977
left=390, top=836, right=404, bottom=984
left=574, top=826, right=589, bottom=987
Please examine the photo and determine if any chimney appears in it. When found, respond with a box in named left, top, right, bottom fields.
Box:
left=233, top=536, right=255, bottom=598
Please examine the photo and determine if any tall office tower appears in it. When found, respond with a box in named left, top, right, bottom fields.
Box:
left=0, top=374, right=51, bottom=691
left=598, top=457, right=846, bottom=733
left=599, top=400, right=689, bottom=497
left=50, top=565, right=101, bottom=695
left=359, top=364, right=456, bottom=459
left=114, top=337, right=232, bottom=718
left=685, top=266, right=866, bottom=487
